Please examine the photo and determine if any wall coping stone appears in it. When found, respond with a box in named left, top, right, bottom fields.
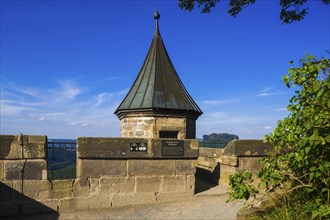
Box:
left=77, top=137, right=198, bottom=159
left=223, top=140, right=275, bottom=157
left=0, top=135, right=47, bottom=159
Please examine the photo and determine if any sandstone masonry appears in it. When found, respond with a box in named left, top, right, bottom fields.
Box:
left=0, top=135, right=198, bottom=216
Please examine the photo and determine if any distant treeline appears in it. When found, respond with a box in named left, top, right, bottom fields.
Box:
left=200, top=133, right=239, bottom=148
left=47, top=139, right=77, bottom=179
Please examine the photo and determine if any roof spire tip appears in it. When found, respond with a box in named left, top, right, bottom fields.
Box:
left=154, top=10, right=160, bottom=20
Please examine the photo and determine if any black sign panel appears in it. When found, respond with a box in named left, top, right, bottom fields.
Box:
left=161, top=140, right=184, bottom=156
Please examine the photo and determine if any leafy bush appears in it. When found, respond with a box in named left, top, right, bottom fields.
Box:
left=228, top=53, right=330, bottom=219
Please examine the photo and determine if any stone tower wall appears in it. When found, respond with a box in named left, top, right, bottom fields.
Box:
left=120, top=116, right=196, bottom=139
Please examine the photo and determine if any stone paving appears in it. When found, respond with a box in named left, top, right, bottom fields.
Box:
left=4, top=181, right=243, bottom=220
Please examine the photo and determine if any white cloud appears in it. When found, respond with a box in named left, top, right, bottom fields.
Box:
left=68, top=121, right=90, bottom=127
left=260, top=87, right=273, bottom=93
left=93, top=92, right=114, bottom=108
left=200, top=98, right=240, bottom=106
left=6, top=83, right=41, bottom=99
left=257, top=86, right=287, bottom=97
left=263, top=126, right=272, bottom=130
left=48, top=80, right=81, bottom=103
left=0, top=79, right=124, bottom=138
left=0, top=100, right=38, bottom=116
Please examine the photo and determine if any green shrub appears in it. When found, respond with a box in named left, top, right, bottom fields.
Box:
left=228, top=53, right=330, bottom=219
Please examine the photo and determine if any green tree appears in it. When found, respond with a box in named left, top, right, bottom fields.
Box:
left=227, top=53, right=330, bottom=219
left=178, top=0, right=330, bottom=24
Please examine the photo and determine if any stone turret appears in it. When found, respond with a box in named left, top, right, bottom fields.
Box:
left=114, top=11, right=202, bottom=139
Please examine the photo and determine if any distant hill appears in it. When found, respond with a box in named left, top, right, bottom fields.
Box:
left=200, top=133, right=239, bottom=148
left=202, top=133, right=239, bottom=141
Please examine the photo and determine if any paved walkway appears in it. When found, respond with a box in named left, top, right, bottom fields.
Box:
left=7, top=181, right=243, bottom=220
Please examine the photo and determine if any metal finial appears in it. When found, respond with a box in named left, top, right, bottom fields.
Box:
left=154, top=10, right=160, bottom=20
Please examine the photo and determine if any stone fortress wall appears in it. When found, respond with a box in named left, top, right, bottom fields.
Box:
left=0, top=135, right=275, bottom=217
left=0, top=135, right=198, bottom=216
left=197, top=140, right=275, bottom=185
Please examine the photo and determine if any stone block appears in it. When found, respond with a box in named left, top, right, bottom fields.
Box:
left=199, top=147, right=223, bottom=157
left=186, top=174, right=195, bottom=192
left=136, top=176, right=161, bottom=193
left=218, top=155, right=238, bottom=166
left=22, top=142, right=46, bottom=159
left=112, top=193, right=156, bottom=207
left=77, top=159, right=126, bottom=178
left=0, top=135, right=19, bottom=159
left=89, top=178, right=100, bottom=196
left=100, top=177, right=135, bottom=196
left=59, top=197, right=111, bottom=212
left=161, top=176, right=186, bottom=192
left=238, top=157, right=262, bottom=172
left=196, top=157, right=218, bottom=171
left=75, top=197, right=111, bottom=210
left=4, top=159, right=47, bottom=180
left=28, top=135, right=47, bottom=143
left=156, top=191, right=193, bottom=202
left=219, top=165, right=238, bottom=186
left=0, top=135, right=47, bottom=159
left=176, top=160, right=196, bottom=175
left=223, top=140, right=275, bottom=157
left=128, top=160, right=175, bottom=176
left=21, top=180, right=51, bottom=200
left=51, top=180, right=74, bottom=199
left=73, top=178, right=90, bottom=198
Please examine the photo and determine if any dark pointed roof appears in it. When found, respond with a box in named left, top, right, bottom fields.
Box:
left=114, top=11, right=202, bottom=119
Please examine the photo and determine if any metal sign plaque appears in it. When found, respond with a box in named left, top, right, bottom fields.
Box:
left=161, top=140, right=184, bottom=156
left=130, top=143, right=148, bottom=152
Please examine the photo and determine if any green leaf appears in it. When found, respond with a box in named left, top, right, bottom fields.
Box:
left=305, top=146, right=312, bottom=154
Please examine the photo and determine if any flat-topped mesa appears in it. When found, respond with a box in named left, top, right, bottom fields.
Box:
left=114, top=11, right=202, bottom=139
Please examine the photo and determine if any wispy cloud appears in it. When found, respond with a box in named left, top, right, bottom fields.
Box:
left=263, top=126, right=272, bottom=130
left=257, top=86, right=287, bottom=97
left=0, top=100, right=37, bottom=115
left=1, top=79, right=125, bottom=138
left=200, top=98, right=240, bottom=106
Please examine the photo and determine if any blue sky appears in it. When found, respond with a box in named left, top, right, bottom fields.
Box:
left=1, top=0, right=329, bottom=139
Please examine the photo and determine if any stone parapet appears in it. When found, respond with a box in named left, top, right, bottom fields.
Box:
left=223, top=139, right=275, bottom=157
left=0, top=135, right=47, bottom=159
left=196, top=140, right=275, bottom=186
left=0, top=135, right=199, bottom=217
left=77, top=137, right=199, bottom=159
left=0, top=135, right=48, bottom=182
